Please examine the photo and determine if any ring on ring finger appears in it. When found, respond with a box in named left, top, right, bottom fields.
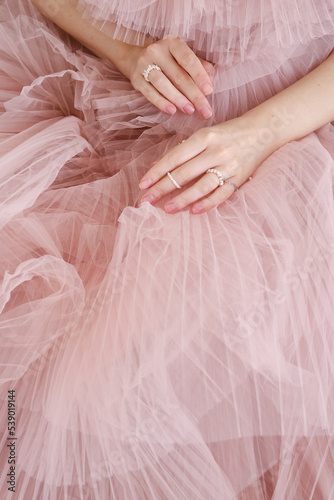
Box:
left=224, top=179, right=239, bottom=191
left=206, top=168, right=226, bottom=186
left=206, top=168, right=239, bottom=191
left=142, top=64, right=162, bottom=82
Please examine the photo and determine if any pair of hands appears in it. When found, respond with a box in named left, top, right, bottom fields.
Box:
left=122, top=37, right=271, bottom=214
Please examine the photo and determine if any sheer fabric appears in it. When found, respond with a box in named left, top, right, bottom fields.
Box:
left=0, top=0, right=334, bottom=498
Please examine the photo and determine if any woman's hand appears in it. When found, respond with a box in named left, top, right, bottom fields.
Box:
left=30, top=3, right=214, bottom=118
left=139, top=114, right=281, bottom=214
left=122, top=37, right=214, bottom=119
left=138, top=46, right=334, bottom=214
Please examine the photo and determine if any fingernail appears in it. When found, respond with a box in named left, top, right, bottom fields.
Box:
left=192, top=203, right=204, bottom=214
left=199, top=106, right=212, bottom=119
left=141, top=194, right=156, bottom=204
left=139, top=178, right=153, bottom=189
left=165, top=202, right=178, bottom=213
left=201, top=81, right=213, bottom=95
left=166, top=104, right=176, bottom=114
left=183, top=103, right=195, bottom=115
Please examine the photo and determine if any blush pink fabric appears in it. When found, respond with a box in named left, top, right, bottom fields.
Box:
left=0, top=0, right=334, bottom=498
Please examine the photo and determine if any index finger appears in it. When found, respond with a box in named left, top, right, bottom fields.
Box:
left=168, top=39, right=214, bottom=96
left=139, top=135, right=206, bottom=189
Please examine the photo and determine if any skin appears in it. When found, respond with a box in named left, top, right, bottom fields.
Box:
left=140, top=52, right=334, bottom=214
left=123, top=38, right=214, bottom=119
left=31, top=0, right=334, bottom=214
left=30, top=0, right=214, bottom=118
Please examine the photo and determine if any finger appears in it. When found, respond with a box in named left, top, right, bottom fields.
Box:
left=164, top=63, right=213, bottom=119
left=163, top=171, right=223, bottom=213
left=135, top=79, right=178, bottom=115
left=192, top=183, right=236, bottom=214
left=199, top=58, right=215, bottom=82
left=160, top=48, right=212, bottom=119
left=148, top=70, right=196, bottom=115
left=139, top=134, right=207, bottom=189
left=168, top=39, right=214, bottom=96
left=140, top=152, right=218, bottom=204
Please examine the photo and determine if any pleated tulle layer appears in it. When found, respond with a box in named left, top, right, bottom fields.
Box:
left=74, top=0, right=334, bottom=64
left=0, top=0, right=334, bottom=499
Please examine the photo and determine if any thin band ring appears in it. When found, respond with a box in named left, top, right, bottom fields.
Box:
left=142, top=64, right=162, bottom=82
left=224, top=180, right=239, bottom=192
left=167, top=172, right=181, bottom=189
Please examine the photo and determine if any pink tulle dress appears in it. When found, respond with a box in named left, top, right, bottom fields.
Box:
left=0, top=0, right=334, bottom=498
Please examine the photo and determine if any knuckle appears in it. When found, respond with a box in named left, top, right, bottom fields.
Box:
left=176, top=167, right=191, bottom=184
left=137, top=54, right=148, bottom=69
left=192, top=95, right=207, bottom=107
left=199, top=178, right=215, bottom=194
left=151, top=72, right=165, bottom=86
left=169, top=37, right=184, bottom=48
left=203, top=61, right=214, bottom=72
left=176, top=194, right=191, bottom=207
left=194, top=70, right=207, bottom=81
left=182, top=52, right=196, bottom=68
left=157, top=98, right=167, bottom=110
left=146, top=43, right=158, bottom=57
left=151, top=184, right=165, bottom=198
left=157, top=38, right=168, bottom=48
left=203, top=128, right=216, bottom=142
left=149, top=93, right=161, bottom=107
left=166, top=151, right=178, bottom=165
left=155, top=97, right=166, bottom=109
left=174, top=72, right=190, bottom=87
left=204, top=197, right=215, bottom=210
left=194, top=127, right=214, bottom=144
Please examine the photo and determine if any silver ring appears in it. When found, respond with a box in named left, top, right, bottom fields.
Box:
left=206, top=168, right=226, bottom=187
left=167, top=172, right=181, bottom=189
left=225, top=180, right=239, bottom=192
left=142, top=64, right=162, bottom=82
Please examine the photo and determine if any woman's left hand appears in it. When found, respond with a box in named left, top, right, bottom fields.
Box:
left=139, top=114, right=280, bottom=214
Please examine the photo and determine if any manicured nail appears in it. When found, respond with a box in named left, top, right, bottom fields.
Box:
left=139, top=178, right=153, bottom=189
left=201, top=81, right=213, bottom=95
left=183, top=103, right=195, bottom=115
left=192, top=203, right=204, bottom=214
left=199, top=106, right=212, bottom=119
left=141, top=194, right=156, bottom=204
left=165, top=202, right=178, bottom=213
left=166, top=104, right=176, bottom=114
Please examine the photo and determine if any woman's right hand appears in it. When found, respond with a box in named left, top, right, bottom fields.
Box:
left=120, top=37, right=214, bottom=119
left=30, top=2, right=213, bottom=118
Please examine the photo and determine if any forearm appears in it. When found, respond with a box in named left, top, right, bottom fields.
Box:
left=30, top=0, right=150, bottom=77
left=245, top=52, right=334, bottom=150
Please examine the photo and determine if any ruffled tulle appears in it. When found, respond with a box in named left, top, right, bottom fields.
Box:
left=75, top=0, right=334, bottom=62
left=0, top=0, right=334, bottom=499
left=72, top=0, right=334, bottom=95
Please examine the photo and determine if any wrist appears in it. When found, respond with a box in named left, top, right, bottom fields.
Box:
left=242, top=102, right=298, bottom=156
left=104, top=42, right=136, bottom=76
left=242, top=52, right=334, bottom=154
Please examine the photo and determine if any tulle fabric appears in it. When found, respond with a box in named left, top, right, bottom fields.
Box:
left=74, top=0, right=334, bottom=89
left=0, top=0, right=334, bottom=498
